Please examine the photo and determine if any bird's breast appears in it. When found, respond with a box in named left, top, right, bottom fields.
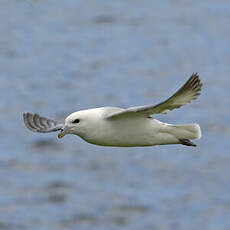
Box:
left=79, top=118, right=161, bottom=147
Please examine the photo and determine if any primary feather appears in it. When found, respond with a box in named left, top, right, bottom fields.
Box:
left=23, top=112, right=63, bottom=133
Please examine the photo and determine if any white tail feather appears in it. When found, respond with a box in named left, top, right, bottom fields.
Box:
left=168, top=123, right=201, bottom=140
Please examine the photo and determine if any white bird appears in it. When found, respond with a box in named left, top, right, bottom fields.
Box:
left=23, top=73, right=202, bottom=147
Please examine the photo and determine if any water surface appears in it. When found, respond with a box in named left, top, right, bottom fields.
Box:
left=1, top=0, right=230, bottom=229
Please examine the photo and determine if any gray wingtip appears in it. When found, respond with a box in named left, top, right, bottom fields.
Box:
left=190, top=73, right=203, bottom=87
left=188, top=72, right=203, bottom=99
left=177, top=73, right=203, bottom=104
left=23, top=112, right=38, bottom=132
left=23, top=112, right=63, bottom=133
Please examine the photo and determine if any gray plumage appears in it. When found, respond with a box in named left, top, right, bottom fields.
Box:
left=23, top=113, right=63, bottom=133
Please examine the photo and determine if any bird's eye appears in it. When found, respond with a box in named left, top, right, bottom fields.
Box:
left=72, top=119, right=80, bottom=124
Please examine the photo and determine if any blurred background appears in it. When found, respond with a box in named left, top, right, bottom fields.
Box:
left=1, top=0, right=230, bottom=229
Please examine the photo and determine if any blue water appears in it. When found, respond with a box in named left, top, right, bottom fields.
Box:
left=1, top=0, right=230, bottom=229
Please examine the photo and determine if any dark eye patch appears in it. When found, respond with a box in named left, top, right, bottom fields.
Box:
left=72, top=119, right=80, bottom=124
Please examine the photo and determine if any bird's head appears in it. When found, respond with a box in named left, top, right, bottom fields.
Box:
left=57, top=108, right=102, bottom=139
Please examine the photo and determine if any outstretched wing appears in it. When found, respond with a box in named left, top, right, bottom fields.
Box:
left=106, top=73, right=202, bottom=119
left=23, top=112, right=63, bottom=133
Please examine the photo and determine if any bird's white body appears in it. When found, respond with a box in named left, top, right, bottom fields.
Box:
left=23, top=73, right=202, bottom=147
left=64, top=107, right=201, bottom=147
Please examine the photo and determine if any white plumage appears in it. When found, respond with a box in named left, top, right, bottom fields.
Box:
left=23, top=73, right=202, bottom=147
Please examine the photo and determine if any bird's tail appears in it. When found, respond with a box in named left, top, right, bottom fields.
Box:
left=167, top=123, right=201, bottom=140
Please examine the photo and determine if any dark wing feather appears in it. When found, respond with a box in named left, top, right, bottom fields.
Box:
left=23, top=112, right=63, bottom=133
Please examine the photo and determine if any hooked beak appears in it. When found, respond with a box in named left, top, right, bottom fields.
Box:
left=58, top=127, right=67, bottom=139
